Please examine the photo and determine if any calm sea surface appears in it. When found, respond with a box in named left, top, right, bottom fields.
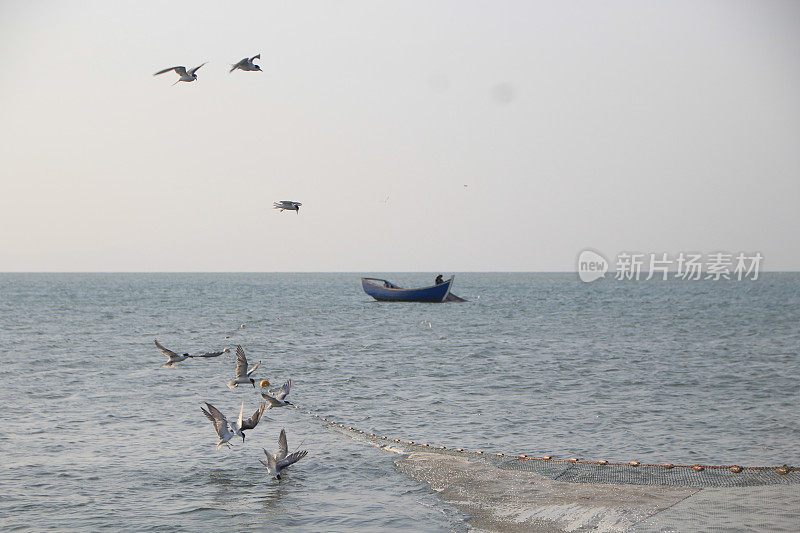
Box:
left=1, top=273, right=798, bottom=531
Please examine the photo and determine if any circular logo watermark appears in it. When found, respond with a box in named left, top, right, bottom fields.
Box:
left=577, top=249, right=609, bottom=282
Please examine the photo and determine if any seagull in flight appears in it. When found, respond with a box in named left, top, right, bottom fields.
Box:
left=228, top=345, right=262, bottom=388
left=231, top=400, right=266, bottom=442
left=273, top=201, right=302, bottom=214
left=261, top=379, right=293, bottom=408
left=200, top=402, right=235, bottom=449
left=260, top=429, right=307, bottom=479
left=155, top=339, right=229, bottom=367
left=230, top=53, right=261, bottom=73
left=153, top=63, right=207, bottom=85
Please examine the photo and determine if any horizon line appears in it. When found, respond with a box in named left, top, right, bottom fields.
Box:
left=1, top=270, right=798, bottom=274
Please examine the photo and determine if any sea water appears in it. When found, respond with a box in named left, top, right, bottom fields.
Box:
left=1, top=273, right=798, bottom=531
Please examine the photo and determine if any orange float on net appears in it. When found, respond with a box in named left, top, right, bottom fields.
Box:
left=629, top=461, right=640, bottom=467
left=730, top=465, right=742, bottom=473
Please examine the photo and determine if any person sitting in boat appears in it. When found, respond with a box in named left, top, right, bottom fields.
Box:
left=435, top=274, right=444, bottom=285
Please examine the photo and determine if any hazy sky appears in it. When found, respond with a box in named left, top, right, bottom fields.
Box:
left=1, top=1, right=799, bottom=271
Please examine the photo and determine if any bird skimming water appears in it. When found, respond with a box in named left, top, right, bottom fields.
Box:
left=155, top=339, right=229, bottom=367
left=260, top=429, right=307, bottom=479
left=153, top=63, right=207, bottom=85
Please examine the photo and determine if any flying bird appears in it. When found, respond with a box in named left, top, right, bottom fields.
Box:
left=231, top=401, right=266, bottom=442
left=260, top=429, right=307, bottom=479
left=201, top=402, right=235, bottom=449
left=155, top=339, right=229, bottom=367
left=230, top=53, right=261, bottom=73
left=228, top=345, right=262, bottom=388
left=261, top=379, right=293, bottom=408
left=153, top=63, right=207, bottom=85
left=273, top=201, right=302, bottom=214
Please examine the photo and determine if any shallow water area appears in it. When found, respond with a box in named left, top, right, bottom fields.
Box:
left=0, top=273, right=798, bottom=531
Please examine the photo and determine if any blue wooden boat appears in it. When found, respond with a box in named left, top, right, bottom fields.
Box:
left=361, top=276, right=455, bottom=302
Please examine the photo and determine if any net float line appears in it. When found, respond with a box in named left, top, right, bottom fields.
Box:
left=294, top=406, right=799, bottom=486
left=515, top=456, right=793, bottom=474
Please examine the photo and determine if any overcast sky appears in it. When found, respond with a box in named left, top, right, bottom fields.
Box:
left=1, top=1, right=798, bottom=271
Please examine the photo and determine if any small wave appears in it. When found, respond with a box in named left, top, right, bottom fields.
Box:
left=169, top=506, right=219, bottom=516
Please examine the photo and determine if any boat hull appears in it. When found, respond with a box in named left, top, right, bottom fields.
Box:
left=361, top=277, right=453, bottom=302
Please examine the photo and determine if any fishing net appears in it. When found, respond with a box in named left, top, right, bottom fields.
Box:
left=312, top=413, right=800, bottom=531
left=323, top=420, right=797, bottom=487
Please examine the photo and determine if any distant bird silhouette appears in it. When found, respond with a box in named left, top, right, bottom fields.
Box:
left=273, top=201, right=302, bottom=214
left=230, top=53, right=261, bottom=73
left=153, top=63, right=207, bottom=85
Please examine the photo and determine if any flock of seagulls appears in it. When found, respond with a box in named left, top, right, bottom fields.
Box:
left=157, top=339, right=305, bottom=479
left=153, top=55, right=304, bottom=215
left=153, top=54, right=261, bottom=84
left=153, top=54, right=473, bottom=214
